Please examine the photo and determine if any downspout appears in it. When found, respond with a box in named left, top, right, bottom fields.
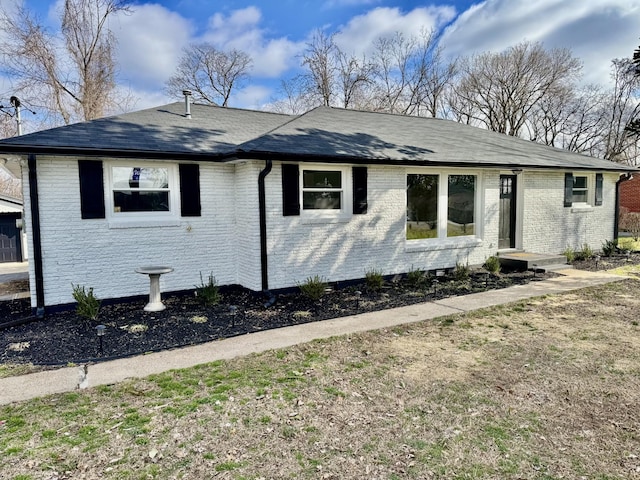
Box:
left=27, top=154, right=45, bottom=318
left=614, top=172, right=634, bottom=241
left=258, top=159, right=276, bottom=306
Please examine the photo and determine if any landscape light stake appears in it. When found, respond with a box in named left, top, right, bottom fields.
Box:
left=229, top=305, right=238, bottom=327
left=532, top=264, right=538, bottom=278
left=96, top=324, right=106, bottom=356
left=485, top=272, right=490, bottom=289
left=354, top=290, right=361, bottom=310
left=432, top=279, right=439, bottom=297
left=595, top=255, right=601, bottom=270
left=626, top=250, right=631, bottom=262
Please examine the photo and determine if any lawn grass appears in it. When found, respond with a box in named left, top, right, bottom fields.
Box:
left=1, top=280, right=640, bottom=479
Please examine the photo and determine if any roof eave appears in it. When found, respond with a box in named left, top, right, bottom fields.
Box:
left=236, top=150, right=638, bottom=173
left=0, top=145, right=231, bottom=162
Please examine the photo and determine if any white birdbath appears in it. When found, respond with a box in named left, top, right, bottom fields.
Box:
left=135, top=266, right=174, bottom=312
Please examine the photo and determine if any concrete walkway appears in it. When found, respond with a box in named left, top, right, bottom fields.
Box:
left=0, top=261, right=29, bottom=301
left=0, top=268, right=627, bottom=406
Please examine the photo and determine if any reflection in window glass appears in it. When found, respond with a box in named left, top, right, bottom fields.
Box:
left=447, top=175, right=476, bottom=237
left=302, top=170, right=343, bottom=210
left=407, top=174, right=438, bottom=239
left=112, top=166, right=170, bottom=213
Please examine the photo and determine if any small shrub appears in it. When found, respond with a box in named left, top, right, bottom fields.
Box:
left=563, top=245, right=575, bottom=263
left=484, top=255, right=501, bottom=275
left=71, top=284, right=100, bottom=321
left=298, top=275, right=328, bottom=301
left=601, top=239, right=617, bottom=257
left=453, top=262, right=470, bottom=281
left=406, top=265, right=425, bottom=287
left=575, top=243, right=593, bottom=261
left=365, top=269, right=384, bottom=291
left=195, top=272, right=220, bottom=306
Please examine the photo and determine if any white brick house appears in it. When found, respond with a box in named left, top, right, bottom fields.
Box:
left=0, top=102, right=634, bottom=315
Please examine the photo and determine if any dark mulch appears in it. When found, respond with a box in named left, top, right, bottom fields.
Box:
left=0, top=268, right=564, bottom=366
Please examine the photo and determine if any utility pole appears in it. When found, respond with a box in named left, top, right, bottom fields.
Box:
left=10, top=96, right=22, bottom=136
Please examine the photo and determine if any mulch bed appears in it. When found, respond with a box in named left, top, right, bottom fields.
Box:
left=2, top=251, right=638, bottom=367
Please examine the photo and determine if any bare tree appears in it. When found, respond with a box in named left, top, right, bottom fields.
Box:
left=600, top=59, right=640, bottom=163
left=268, top=77, right=317, bottom=115
left=165, top=43, right=252, bottom=107
left=450, top=41, right=582, bottom=136
left=300, top=30, right=339, bottom=107
left=0, top=0, right=130, bottom=125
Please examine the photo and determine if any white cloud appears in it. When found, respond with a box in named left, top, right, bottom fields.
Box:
left=333, top=6, right=457, bottom=56
left=440, top=0, right=640, bottom=87
left=323, top=0, right=381, bottom=7
left=201, top=7, right=304, bottom=78
left=112, top=4, right=193, bottom=89
left=232, top=84, right=274, bottom=110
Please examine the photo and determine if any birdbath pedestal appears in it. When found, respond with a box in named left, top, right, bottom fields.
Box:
left=135, top=266, right=174, bottom=312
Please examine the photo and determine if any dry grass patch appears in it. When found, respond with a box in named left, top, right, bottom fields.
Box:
left=1, top=280, right=640, bottom=479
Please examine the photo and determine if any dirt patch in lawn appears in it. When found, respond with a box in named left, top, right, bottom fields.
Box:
left=1, top=279, right=639, bottom=479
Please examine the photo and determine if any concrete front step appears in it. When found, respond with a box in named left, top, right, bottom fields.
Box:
left=498, top=252, right=568, bottom=270
left=537, top=264, right=574, bottom=273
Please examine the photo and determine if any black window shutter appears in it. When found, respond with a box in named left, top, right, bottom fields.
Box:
left=179, top=163, right=201, bottom=216
left=78, top=160, right=105, bottom=219
left=564, top=173, right=573, bottom=207
left=595, top=173, right=603, bottom=206
left=353, top=166, right=367, bottom=214
left=282, top=164, right=300, bottom=216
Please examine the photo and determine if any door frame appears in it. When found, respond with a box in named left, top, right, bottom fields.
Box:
left=498, top=173, right=522, bottom=250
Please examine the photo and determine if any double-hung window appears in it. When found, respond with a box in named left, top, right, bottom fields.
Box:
left=299, top=166, right=352, bottom=219
left=302, top=169, right=343, bottom=210
left=572, top=175, right=589, bottom=204
left=564, top=172, right=603, bottom=207
left=407, top=172, right=478, bottom=241
left=106, top=163, right=179, bottom=226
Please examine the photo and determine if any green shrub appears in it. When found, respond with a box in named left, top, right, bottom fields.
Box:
left=563, top=245, right=575, bottom=263
left=453, top=262, right=470, bottom=281
left=195, top=272, right=220, bottom=306
left=601, top=239, right=617, bottom=257
left=298, top=275, right=328, bottom=301
left=71, top=284, right=100, bottom=321
left=483, top=255, right=501, bottom=275
left=406, top=265, right=425, bottom=287
left=576, top=243, right=593, bottom=261
left=365, top=269, right=384, bottom=291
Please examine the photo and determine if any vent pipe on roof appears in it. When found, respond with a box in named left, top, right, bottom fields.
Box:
left=183, top=90, right=192, bottom=119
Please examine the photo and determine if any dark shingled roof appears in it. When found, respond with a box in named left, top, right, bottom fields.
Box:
left=0, top=102, right=634, bottom=172
left=0, top=102, right=293, bottom=159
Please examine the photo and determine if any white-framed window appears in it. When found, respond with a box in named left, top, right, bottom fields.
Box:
left=300, top=166, right=351, bottom=218
left=406, top=171, right=480, bottom=241
left=572, top=175, right=589, bottom=204
left=106, top=162, right=179, bottom=227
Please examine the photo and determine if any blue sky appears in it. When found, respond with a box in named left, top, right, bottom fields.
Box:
left=13, top=0, right=640, bottom=111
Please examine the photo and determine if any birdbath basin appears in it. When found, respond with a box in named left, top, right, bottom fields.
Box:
left=135, top=266, right=174, bottom=312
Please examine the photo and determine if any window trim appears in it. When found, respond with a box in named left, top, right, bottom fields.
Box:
left=299, top=165, right=352, bottom=221
left=105, top=161, right=180, bottom=228
left=567, top=172, right=600, bottom=209
left=406, top=169, right=482, bottom=246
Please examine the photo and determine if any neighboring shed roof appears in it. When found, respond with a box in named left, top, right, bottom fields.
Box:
left=0, top=193, right=22, bottom=214
left=238, top=106, right=635, bottom=172
left=0, top=102, right=634, bottom=172
left=0, top=102, right=294, bottom=159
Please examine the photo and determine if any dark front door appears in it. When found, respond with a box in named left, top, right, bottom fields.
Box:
left=499, top=175, right=517, bottom=249
left=0, top=214, right=22, bottom=262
